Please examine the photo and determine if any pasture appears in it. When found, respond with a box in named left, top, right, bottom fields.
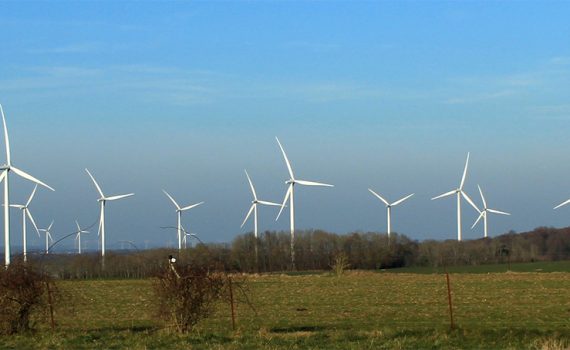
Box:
left=1, top=270, right=569, bottom=349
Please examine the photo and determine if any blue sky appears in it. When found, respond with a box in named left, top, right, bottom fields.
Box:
left=0, top=1, right=570, bottom=251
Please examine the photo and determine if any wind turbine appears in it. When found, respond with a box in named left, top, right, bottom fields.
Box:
left=38, top=221, right=54, bottom=254
left=74, top=220, right=89, bottom=254
left=241, top=170, right=280, bottom=264
left=182, top=231, right=201, bottom=248
left=9, top=185, right=40, bottom=262
left=471, top=185, right=510, bottom=238
left=275, top=137, right=334, bottom=269
left=163, top=190, right=204, bottom=250
left=368, top=189, right=414, bottom=237
left=85, top=168, right=134, bottom=264
left=0, top=104, right=55, bottom=266
left=554, top=198, right=570, bottom=210
left=431, top=153, right=480, bottom=241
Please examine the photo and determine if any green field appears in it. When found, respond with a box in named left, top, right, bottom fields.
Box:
left=1, top=270, right=569, bottom=349
left=384, top=260, right=570, bottom=274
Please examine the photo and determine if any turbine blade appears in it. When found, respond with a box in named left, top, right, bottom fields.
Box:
left=488, top=208, right=510, bottom=216
left=461, top=191, right=481, bottom=213
left=26, top=185, right=38, bottom=207
left=0, top=170, right=6, bottom=183
left=241, top=204, right=255, bottom=228
left=85, top=168, right=105, bottom=198
left=554, top=199, right=570, bottom=210
left=257, top=200, right=282, bottom=207
left=471, top=211, right=485, bottom=229
left=276, top=185, right=292, bottom=221
left=296, top=179, right=334, bottom=187
left=75, top=220, right=81, bottom=232
left=26, top=210, right=40, bottom=237
left=459, top=152, right=470, bottom=190
left=477, top=184, right=487, bottom=209
left=9, top=204, right=24, bottom=208
left=105, top=193, right=134, bottom=201
left=431, top=189, right=456, bottom=200
left=368, top=188, right=389, bottom=206
left=0, top=105, right=11, bottom=166
left=276, top=137, right=295, bottom=180
left=47, top=220, right=54, bottom=231
left=180, top=201, right=204, bottom=211
left=162, top=190, right=181, bottom=210
left=391, top=193, right=415, bottom=207
left=244, top=170, right=258, bottom=200
left=11, top=166, right=55, bottom=191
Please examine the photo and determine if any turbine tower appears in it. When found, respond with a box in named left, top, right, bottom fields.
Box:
left=471, top=185, right=510, bottom=238
left=368, top=188, right=414, bottom=237
left=0, top=104, right=55, bottom=266
left=431, top=153, right=480, bottom=241
left=10, top=185, right=40, bottom=262
left=163, top=190, right=204, bottom=250
left=275, top=137, right=333, bottom=269
left=85, top=169, right=134, bottom=265
left=38, top=221, right=54, bottom=254
left=241, top=169, right=281, bottom=266
left=74, top=220, right=90, bottom=254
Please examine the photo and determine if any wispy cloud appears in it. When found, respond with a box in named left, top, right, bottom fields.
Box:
left=444, top=90, right=517, bottom=105
left=281, top=41, right=340, bottom=53
left=27, top=43, right=102, bottom=54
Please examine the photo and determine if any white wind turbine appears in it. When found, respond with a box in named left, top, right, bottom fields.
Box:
left=74, top=220, right=89, bottom=254
left=368, top=189, right=414, bottom=237
left=275, top=137, right=334, bottom=268
left=182, top=231, right=201, bottom=249
left=471, top=185, right=510, bottom=238
left=163, top=190, right=204, bottom=250
left=85, top=169, right=134, bottom=263
left=10, top=185, right=40, bottom=262
left=241, top=169, right=281, bottom=266
left=554, top=197, right=570, bottom=211
left=0, top=105, right=55, bottom=266
left=431, top=153, right=480, bottom=241
left=241, top=170, right=281, bottom=238
left=38, top=220, right=54, bottom=255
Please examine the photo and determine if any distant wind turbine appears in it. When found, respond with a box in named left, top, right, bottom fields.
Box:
left=10, top=185, right=40, bottom=262
left=182, top=229, right=201, bottom=248
left=275, top=137, right=333, bottom=269
left=554, top=198, right=570, bottom=210
left=39, top=221, right=54, bottom=254
left=74, top=220, right=89, bottom=254
left=471, top=185, right=510, bottom=238
left=85, top=168, right=134, bottom=265
left=368, top=189, right=414, bottom=237
left=163, top=190, right=204, bottom=250
left=431, top=153, right=480, bottom=241
left=241, top=170, right=281, bottom=265
left=0, top=104, right=55, bottom=266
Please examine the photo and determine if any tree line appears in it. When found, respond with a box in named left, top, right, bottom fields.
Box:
left=26, top=226, right=570, bottom=279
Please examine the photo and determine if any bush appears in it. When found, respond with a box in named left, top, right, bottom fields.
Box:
left=153, top=263, right=227, bottom=333
left=0, top=262, right=51, bottom=334
left=331, top=252, right=350, bottom=276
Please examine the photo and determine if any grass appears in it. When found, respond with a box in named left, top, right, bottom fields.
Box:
left=1, top=270, right=569, bottom=349
left=383, top=260, right=570, bottom=274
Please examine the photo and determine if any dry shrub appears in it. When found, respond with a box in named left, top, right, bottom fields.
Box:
left=331, top=252, right=350, bottom=276
left=533, top=337, right=569, bottom=350
left=0, top=262, right=51, bottom=334
left=154, top=263, right=227, bottom=333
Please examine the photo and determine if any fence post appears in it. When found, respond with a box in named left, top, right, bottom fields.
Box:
left=445, top=266, right=454, bottom=330
left=45, top=280, right=55, bottom=330
left=228, top=276, right=236, bottom=331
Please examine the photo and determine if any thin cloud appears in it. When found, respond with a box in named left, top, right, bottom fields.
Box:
left=27, top=43, right=102, bottom=54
